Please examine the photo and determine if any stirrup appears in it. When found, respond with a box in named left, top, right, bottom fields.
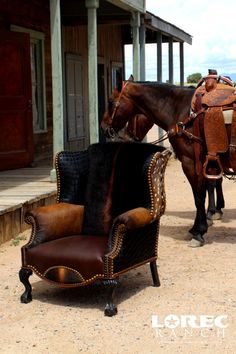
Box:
left=203, top=154, right=223, bottom=180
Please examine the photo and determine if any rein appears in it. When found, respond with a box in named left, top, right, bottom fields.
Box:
left=110, top=81, right=129, bottom=123
left=149, top=132, right=169, bottom=145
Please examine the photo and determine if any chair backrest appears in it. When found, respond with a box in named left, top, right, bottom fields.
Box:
left=82, top=142, right=165, bottom=235
left=111, top=143, right=159, bottom=215
left=56, top=142, right=166, bottom=236
left=56, top=150, right=89, bottom=205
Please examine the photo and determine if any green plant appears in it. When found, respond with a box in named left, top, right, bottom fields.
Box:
left=11, top=233, right=27, bottom=246
left=187, top=72, right=202, bottom=84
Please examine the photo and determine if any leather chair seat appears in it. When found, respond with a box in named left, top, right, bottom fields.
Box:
left=24, top=235, right=108, bottom=284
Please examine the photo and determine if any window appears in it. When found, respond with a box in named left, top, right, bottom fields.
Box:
left=11, top=25, right=47, bottom=133
left=111, top=62, right=123, bottom=92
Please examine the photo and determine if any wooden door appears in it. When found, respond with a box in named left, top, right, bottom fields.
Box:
left=0, top=31, right=33, bottom=171
left=65, top=53, right=87, bottom=150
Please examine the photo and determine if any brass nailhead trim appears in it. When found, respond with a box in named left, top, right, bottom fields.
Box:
left=24, top=264, right=104, bottom=288
left=55, top=153, right=61, bottom=203
left=104, top=223, right=126, bottom=277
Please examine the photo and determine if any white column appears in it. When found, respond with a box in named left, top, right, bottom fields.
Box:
left=168, top=37, right=174, bottom=84
left=86, top=0, right=99, bottom=144
left=179, top=42, right=184, bottom=85
left=156, top=31, right=162, bottom=82
left=140, top=17, right=145, bottom=81
left=156, top=31, right=163, bottom=144
left=50, top=0, right=64, bottom=182
left=132, top=12, right=140, bottom=81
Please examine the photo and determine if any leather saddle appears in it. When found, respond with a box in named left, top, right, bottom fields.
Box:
left=191, top=74, right=236, bottom=179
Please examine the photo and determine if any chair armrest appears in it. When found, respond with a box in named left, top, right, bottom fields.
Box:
left=25, top=202, right=84, bottom=245
left=113, top=207, right=153, bottom=231
left=106, top=207, right=154, bottom=255
left=104, top=208, right=159, bottom=276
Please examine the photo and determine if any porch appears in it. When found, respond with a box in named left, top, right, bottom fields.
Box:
left=0, top=160, right=57, bottom=245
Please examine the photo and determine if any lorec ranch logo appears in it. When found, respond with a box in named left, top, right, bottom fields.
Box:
left=152, top=314, right=228, bottom=341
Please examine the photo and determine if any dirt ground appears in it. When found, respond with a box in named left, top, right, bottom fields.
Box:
left=0, top=157, right=236, bottom=354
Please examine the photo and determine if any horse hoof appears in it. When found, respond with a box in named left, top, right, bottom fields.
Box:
left=212, top=211, right=223, bottom=220
left=206, top=211, right=213, bottom=219
left=207, top=218, right=213, bottom=226
left=188, top=238, right=204, bottom=248
left=184, top=232, right=193, bottom=241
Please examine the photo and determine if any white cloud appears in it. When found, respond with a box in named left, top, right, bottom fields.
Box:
left=145, top=0, right=236, bottom=80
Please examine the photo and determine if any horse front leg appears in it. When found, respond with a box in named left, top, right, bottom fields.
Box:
left=182, top=157, right=208, bottom=247
left=214, top=177, right=224, bottom=220
left=206, top=180, right=216, bottom=225
left=188, top=185, right=208, bottom=247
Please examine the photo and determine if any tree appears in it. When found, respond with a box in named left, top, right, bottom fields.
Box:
left=187, top=73, right=202, bottom=84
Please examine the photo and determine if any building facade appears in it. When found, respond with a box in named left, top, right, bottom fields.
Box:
left=0, top=0, right=192, bottom=174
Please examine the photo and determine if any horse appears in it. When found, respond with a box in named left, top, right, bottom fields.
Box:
left=101, top=77, right=234, bottom=247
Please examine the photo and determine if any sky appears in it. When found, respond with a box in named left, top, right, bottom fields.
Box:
left=125, top=0, right=236, bottom=83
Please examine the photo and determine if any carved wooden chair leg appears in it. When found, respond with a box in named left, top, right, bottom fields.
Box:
left=150, top=261, right=160, bottom=287
left=19, top=268, right=33, bottom=303
left=103, top=279, right=119, bottom=317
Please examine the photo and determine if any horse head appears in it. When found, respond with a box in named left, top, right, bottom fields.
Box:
left=101, top=78, right=153, bottom=141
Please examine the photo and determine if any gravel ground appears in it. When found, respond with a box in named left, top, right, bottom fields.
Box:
left=0, top=157, right=236, bottom=354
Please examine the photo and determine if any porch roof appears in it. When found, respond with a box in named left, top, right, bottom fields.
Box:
left=61, top=0, right=192, bottom=44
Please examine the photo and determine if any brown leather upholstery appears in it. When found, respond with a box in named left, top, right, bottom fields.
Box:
left=19, top=142, right=171, bottom=316
left=25, top=235, right=108, bottom=283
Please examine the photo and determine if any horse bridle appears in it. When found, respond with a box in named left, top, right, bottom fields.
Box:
left=110, top=81, right=129, bottom=122
left=107, top=81, right=149, bottom=141
left=107, top=81, right=203, bottom=144
left=104, top=81, right=130, bottom=140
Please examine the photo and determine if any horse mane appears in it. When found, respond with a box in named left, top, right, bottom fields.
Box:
left=131, top=80, right=195, bottom=92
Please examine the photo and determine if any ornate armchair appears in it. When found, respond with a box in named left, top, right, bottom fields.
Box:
left=19, top=142, right=171, bottom=316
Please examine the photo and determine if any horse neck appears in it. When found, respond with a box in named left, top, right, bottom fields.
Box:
left=128, top=84, right=194, bottom=132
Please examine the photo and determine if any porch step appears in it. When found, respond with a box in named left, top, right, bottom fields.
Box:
left=0, top=167, right=57, bottom=245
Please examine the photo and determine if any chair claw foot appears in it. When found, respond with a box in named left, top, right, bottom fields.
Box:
left=20, top=292, right=32, bottom=303
left=104, top=303, right=118, bottom=317
left=103, top=279, right=119, bottom=316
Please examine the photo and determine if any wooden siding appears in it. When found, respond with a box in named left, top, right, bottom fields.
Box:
left=63, top=24, right=124, bottom=148
left=0, top=0, right=53, bottom=161
left=0, top=1, right=125, bottom=158
left=63, top=26, right=89, bottom=150
left=63, top=24, right=124, bottom=84
left=98, top=25, right=123, bottom=62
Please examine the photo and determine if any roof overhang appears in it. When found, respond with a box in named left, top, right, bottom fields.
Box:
left=144, top=11, right=192, bottom=44
left=107, top=0, right=145, bottom=13
left=61, top=1, right=192, bottom=46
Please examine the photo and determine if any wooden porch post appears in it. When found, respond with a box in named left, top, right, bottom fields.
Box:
left=140, top=17, right=146, bottom=81
left=132, top=12, right=140, bottom=81
left=168, top=37, right=174, bottom=84
left=179, top=42, right=184, bottom=85
left=86, top=0, right=99, bottom=144
left=50, top=0, right=64, bottom=182
left=157, top=31, right=163, bottom=144
left=156, top=31, right=162, bottom=82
